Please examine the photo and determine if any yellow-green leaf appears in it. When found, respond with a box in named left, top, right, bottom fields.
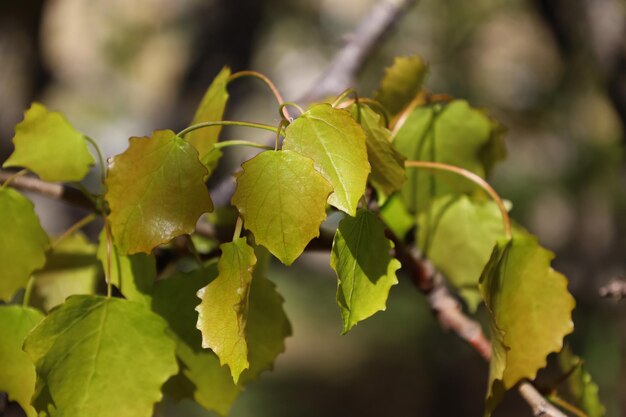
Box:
left=379, top=194, right=415, bottom=240
left=0, top=305, right=44, bottom=417
left=331, top=209, right=400, bottom=334
left=3, top=103, right=95, bottom=182
left=105, top=129, right=213, bottom=254
left=152, top=262, right=239, bottom=416
left=375, top=55, right=428, bottom=115
left=0, top=188, right=49, bottom=301
left=557, top=346, right=606, bottom=417
left=187, top=67, right=230, bottom=164
left=31, top=232, right=100, bottom=312
left=196, top=238, right=256, bottom=383
left=283, top=103, right=370, bottom=216
left=96, top=229, right=156, bottom=305
left=232, top=150, right=331, bottom=265
left=24, top=295, right=178, bottom=417
left=479, top=237, right=575, bottom=414
left=348, top=104, right=406, bottom=199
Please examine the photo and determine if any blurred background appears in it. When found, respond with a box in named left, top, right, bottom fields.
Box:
left=1, top=0, right=625, bottom=416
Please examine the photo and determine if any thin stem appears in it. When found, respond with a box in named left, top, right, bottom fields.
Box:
left=104, top=220, right=113, bottom=298
left=275, top=119, right=288, bottom=151
left=22, top=276, right=35, bottom=307
left=547, top=394, right=589, bottom=417
left=0, top=169, right=28, bottom=190
left=85, top=136, right=107, bottom=184
left=229, top=71, right=290, bottom=120
left=341, top=98, right=391, bottom=127
left=52, top=213, right=98, bottom=249
left=404, top=160, right=512, bottom=239
left=233, top=216, right=243, bottom=241
left=332, top=88, right=357, bottom=108
left=213, top=140, right=273, bottom=151
left=178, top=120, right=278, bottom=138
left=279, top=102, right=304, bottom=121
left=390, top=92, right=427, bottom=139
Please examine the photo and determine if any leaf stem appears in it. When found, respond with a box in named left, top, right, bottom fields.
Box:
left=233, top=216, right=243, bottom=241
left=229, top=70, right=290, bottom=120
left=0, top=169, right=28, bottom=190
left=404, top=160, right=512, bottom=239
left=22, top=276, right=35, bottom=307
left=104, top=219, right=113, bottom=298
left=332, top=88, right=357, bottom=108
left=275, top=119, right=288, bottom=151
left=178, top=120, right=278, bottom=138
left=85, top=136, right=107, bottom=185
left=342, top=98, right=392, bottom=128
left=546, top=393, right=589, bottom=417
left=52, top=212, right=98, bottom=249
left=279, top=102, right=304, bottom=121
left=213, top=140, right=273, bottom=151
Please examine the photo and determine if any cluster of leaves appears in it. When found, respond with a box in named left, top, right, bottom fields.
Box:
left=0, top=56, right=603, bottom=416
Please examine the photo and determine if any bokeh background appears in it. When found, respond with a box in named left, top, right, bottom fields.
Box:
left=1, top=0, right=625, bottom=416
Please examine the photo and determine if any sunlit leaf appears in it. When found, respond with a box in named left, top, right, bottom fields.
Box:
left=24, top=295, right=178, bottom=417
left=557, top=346, right=606, bottom=417
left=105, top=129, right=213, bottom=254
left=394, top=100, right=505, bottom=212
left=96, top=229, right=156, bottom=305
left=348, top=104, right=406, bottom=199
left=375, top=55, right=428, bottom=115
left=0, top=188, right=49, bottom=301
left=31, top=232, right=100, bottom=312
left=3, top=103, right=94, bottom=182
left=331, top=209, right=400, bottom=334
left=417, top=195, right=505, bottom=311
left=232, top=150, right=332, bottom=265
left=379, top=194, right=415, bottom=240
left=480, top=237, right=575, bottom=414
left=187, top=67, right=230, bottom=165
left=0, top=305, right=44, bottom=417
left=152, top=262, right=239, bottom=416
left=283, top=103, right=370, bottom=215
left=196, top=238, right=256, bottom=383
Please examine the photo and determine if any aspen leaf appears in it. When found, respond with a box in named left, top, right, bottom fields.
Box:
left=375, top=55, right=428, bottom=115
left=557, top=346, right=606, bottom=417
left=105, top=129, right=213, bottom=254
left=283, top=103, right=370, bottom=215
left=3, top=103, right=94, bottom=182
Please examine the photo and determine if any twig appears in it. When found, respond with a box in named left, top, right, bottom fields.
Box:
left=0, top=169, right=96, bottom=210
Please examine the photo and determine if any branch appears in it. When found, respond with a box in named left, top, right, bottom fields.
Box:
left=302, top=0, right=418, bottom=103
left=0, top=169, right=95, bottom=210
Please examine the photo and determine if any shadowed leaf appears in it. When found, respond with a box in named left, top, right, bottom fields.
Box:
left=375, top=55, right=428, bottom=115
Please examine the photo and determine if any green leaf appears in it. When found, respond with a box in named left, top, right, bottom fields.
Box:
left=379, top=194, right=415, bottom=240
left=479, top=237, right=575, bottom=414
left=331, top=209, right=400, bottom=334
left=0, top=188, right=49, bottom=301
left=375, top=55, right=428, bottom=115
left=151, top=262, right=239, bottom=416
left=187, top=67, right=230, bottom=164
left=96, top=229, right=156, bottom=305
left=31, top=232, right=100, bottom=312
left=347, top=104, right=406, bottom=199
left=283, top=103, right=370, bottom=216
left=3, top=103, right=95, bottom=182
left=0, top=305, right=44, bottom=417
left=105, top=129, right=213, bottom=254
left=24, top=295, right=178, bottom=417
left=196, top=238, right=256, bottom=383
left=417, top=195, right=505, bottom=312
left=232, top=150, right=332, bottom=265
left=240, top=247, right=291, bottom=383
left=393, top=100, right=505, bottom=212
left=557, top=346, right=606, bottom=417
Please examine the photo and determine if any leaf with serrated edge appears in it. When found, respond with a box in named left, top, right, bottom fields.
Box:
left=24, top=295, right=178, bottom=417
left=152, top=262, right=239, bottom=416
left=31, top=232, right=100, bottom=312
left=196, top=238, right=256, bottom=383
left=375, top=55, right=428, bottom=115
left=187, top=67, right=230, bottom=166
left=96, top=229, right=156, bottom=305
left=417, top=195, right=504, bottom=312
left=347, top=104, right=406, bottom=199
left=3, top=103, right=94, bottom=182
left=232, top=150, right=331, bottom=265
left=0, top=306, right=44, bottom=417
left=283, top=103, right=370, bottom=216
left=479, top=237, right=575, bottom=415
left=0, top=188, right=49, bottom=301
left=331, top=209, right=400, bottom=334
left=394, top=100, right=504, bottom=212
left=558, top=346, right=606, bottom=417
left=105, top=129, right=213, bottom=254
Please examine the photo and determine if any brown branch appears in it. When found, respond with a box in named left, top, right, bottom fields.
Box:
left=0, top=169, right=96, bottom=210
